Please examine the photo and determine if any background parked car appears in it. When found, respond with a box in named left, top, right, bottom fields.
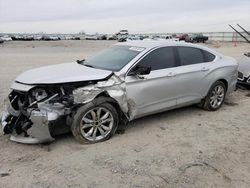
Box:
left=117, top=30, right=129, bottom=41
left=118, top=37, right=127, bottom=42
left=85, top=34, right=98, bottom=40
left=34, top=35, right=43, bottom=40
left=107, top=35, right=117, bottom=40
left=237, top=52, right=250, bottom=88
left=97, top=35, right=107, bottom=40
left=41, top=36, right=60, bottom=41
left=117, top=30, right=129, bottom=35
left=23, top=35, right=34, bottom=41
left=11, top=35, right=24, bottom=41
left=144, top=35, right=179, bottom=42
left=65, top=36, right=80, bottom=40
left=185, top=33, right=209, bottom=43
left=176, top=34, right=188, bottom=41
left=0, top=35, right=12, bottom=41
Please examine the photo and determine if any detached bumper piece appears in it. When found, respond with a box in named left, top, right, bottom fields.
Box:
left=1, top=106, right=55, bottom=144
left=1, top=91, right=68, bottom=144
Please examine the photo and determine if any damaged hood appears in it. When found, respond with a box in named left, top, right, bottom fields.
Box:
left=15, top=62, right=113, bottom=84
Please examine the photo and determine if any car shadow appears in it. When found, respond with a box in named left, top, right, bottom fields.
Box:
left=51, top=104, right=221, bottom=146
left=125, top=105, right=203, bottom=133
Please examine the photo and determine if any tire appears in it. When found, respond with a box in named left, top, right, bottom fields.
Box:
left=201, top=81, right=226, bottom=111
left=71, top=98, right=119, bottom=144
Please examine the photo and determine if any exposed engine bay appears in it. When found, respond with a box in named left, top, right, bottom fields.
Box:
left=1, top=74, right=128, bottom=144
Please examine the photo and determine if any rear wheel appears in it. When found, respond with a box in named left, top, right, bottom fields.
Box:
left=201, top=81, right=226, bottom=111
left=71, top=100, right=119, bottom=144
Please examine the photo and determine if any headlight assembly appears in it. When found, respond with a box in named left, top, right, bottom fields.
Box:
left=32, top=88, right=48, bottom=101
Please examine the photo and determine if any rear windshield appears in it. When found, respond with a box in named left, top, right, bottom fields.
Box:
left=84, top=45, right=144, bottom=71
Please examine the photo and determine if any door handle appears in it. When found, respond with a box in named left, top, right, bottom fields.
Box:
left=166, top=72, right=175, bottom=77
left=201, top=67, right=210, bottom=72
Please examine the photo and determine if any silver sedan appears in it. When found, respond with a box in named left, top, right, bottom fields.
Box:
left=1, top=41, right=238, bottom=144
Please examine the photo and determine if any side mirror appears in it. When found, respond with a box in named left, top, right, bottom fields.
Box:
left=129, top=65, right=151, bottom=76
left=76, top=59, right=85, bottom=64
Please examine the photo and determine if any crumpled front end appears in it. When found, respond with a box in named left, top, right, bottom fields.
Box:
left=1, top=82, right=72, bottom=144
left=73, top=74, right=129, bottom=115
left=1, top=74, right=131, bottom=144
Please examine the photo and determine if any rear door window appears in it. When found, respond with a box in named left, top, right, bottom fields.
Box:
left=177, top=46, right=204, bottom=66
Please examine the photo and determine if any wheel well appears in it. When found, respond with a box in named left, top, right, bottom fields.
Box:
left=95, top=91, right=110, bottom=98
left=201, top=79, right=228, bottom=103
left=218, top=79, right=228, bottom=91
left=95, top=92, right=128, bottom=124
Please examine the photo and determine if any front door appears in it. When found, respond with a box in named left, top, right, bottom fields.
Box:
left=125, top=47, right=179, bottom=119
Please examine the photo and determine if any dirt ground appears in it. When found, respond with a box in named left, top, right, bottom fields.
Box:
left=0, top=40, right=250, bottom=188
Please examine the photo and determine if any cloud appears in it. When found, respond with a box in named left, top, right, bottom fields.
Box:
left=0, top=0, right=249, bottom=33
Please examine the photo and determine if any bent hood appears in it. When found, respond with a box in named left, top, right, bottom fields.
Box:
left=16, top=62, right=113, bottom=84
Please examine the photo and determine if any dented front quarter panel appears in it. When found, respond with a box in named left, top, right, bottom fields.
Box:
left=73, top=74, right=130, bottom=118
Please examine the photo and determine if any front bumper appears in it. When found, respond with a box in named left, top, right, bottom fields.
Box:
left=1, top=102, right=58, bottom=144
left=237, top=80, right=250, bottom=86
left=1, top=91, right=69, bottom=144
left=237, top=71, right=250, bottom=87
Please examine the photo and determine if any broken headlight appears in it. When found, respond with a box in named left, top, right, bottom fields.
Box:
left=32, top=88, right=48, bottom=101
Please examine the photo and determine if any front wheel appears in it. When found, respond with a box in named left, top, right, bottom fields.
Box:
left=71, top=100, right=119, bottom=144
left=202, top=81, right=226, bottom=111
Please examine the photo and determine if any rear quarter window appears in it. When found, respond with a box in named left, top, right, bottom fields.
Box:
left=202, top=50, right=216, bottom=62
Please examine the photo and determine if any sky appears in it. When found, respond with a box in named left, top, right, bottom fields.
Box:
left=0, top=0, right=249, bottom=34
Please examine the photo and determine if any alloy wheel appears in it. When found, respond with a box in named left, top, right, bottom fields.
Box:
left=209, top=85, right=225, bottom=108
left=80, top=107, right=114, bottom=141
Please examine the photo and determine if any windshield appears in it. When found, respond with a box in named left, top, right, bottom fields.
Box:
left=84, top=45, right=143, bottom=71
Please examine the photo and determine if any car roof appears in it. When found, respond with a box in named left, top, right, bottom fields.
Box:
left=116, top=40, right=199, bottom=49
left=114, top=40, right=218, bottom=55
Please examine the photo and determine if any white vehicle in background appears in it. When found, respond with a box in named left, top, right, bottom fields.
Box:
left=128, top=36, right=141, bottom=40
left=50, top=36, right=60, bottom=40
left=0, top=35, right=12, bottom=41
left=85, top=34, right=98, bottom=40
left=117, top=30, right=129, bottom=41
left=119, top=35, right=141, bottom=42
left=117, top=30, right=129, bottom=36
left=148, top=35, right=179, bottom=42
left=34, top=35, right=43, bottom=40
left=237, top=52, right=250, bottom=87
left=65, top=36, right=74, bottom=40
left=13, top=35, right=25, bottom=40
left=65, top=36, right=80, bottom=40
left=106, top=34, right=117, bottom=40
left=165, top=35, right=179, bottom=41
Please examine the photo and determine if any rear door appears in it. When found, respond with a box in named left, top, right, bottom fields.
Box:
left=174, top=46, right=216, bottom=105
